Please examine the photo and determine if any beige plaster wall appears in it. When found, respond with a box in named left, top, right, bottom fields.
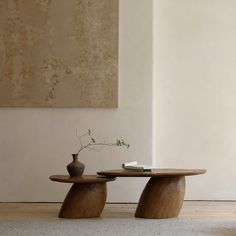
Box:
left=0, top=0, right=153, bottom=202
left=0, top=0, right=118, bottom=107
left=155, top=0, right=236, bottom=200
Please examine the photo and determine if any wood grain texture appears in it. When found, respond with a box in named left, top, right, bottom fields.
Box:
left=97, top=169, right=206, bottom=219
left=59, top=183, right=107, bottom=218
left=97, top=169, right=206, bottom=177
left=50, top=175, right=115, bottom=184
left=0, top=0, right=118, bottom=107
left=2, top=202, right=236, bottom=220
left=135, top=176, right=186, bottom=219
left=50, top=175, right=115, bottom=218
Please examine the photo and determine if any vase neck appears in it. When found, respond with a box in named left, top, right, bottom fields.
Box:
left=72, top=154, right=78, bottom=161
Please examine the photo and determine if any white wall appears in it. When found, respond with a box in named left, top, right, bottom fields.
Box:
left=155, top=0, right=236, bottom=199
left=0, top=0, right=153, bottom=202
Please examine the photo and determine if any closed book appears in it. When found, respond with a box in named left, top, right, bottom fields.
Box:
left=122, top=162, right=153, bottom=172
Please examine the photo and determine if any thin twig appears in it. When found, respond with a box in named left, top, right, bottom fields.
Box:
left=74, top=129, right=129, bottom=156
left=87, top=146, right=103, bottom=152
left=76, top=129, right=83, bottom=147
left=77, top=142, right=116, bottom=155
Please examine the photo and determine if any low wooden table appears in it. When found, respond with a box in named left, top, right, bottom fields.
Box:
left=50, top=175, right=115, bottom=219
left=97, top=169, right=206, bottom=219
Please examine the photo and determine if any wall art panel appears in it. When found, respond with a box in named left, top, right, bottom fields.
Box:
left=0, top=0, right=118, bottom=107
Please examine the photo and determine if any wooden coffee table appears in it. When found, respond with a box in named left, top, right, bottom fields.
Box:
left=97, top=169, right=206, bottom=219
left=50, top=175, right=115, bottom=218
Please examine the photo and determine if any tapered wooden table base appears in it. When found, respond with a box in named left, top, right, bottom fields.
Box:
left=135, top=176, right=185, bottom=218
left=97, top=169, right=206, bottom=219
left=50, top=175, right=115, bottom=219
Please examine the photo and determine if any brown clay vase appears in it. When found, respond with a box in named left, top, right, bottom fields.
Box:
left=67, top=154, right=85, bottom=177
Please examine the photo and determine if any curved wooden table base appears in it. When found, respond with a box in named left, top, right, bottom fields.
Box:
left=97, top=169, right=206, bottom=219
left=50, top=175, right=115, bottom=219
left=135, top=176, right=185, bottom=219
left=59, top=183, right=107, bottom=219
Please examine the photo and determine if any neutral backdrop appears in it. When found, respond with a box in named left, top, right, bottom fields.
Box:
left=1, top=0, right=236, bottom=202
left=0, top=0, right=153, bottom=202
left=155, top=0, right=236, bottom=200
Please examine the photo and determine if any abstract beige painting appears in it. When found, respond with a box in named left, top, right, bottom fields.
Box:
left=0, top=0, right=118, bottom=107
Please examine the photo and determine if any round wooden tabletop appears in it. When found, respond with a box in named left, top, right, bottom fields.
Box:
left=97, top=169, right=206, bottom=177
left=50, top=175, right=116, bottom=184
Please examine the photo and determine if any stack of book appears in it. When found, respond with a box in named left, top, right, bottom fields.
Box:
left=122, top=161, right=153, bottom=172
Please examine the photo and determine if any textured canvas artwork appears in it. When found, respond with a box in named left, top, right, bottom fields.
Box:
left=0, top=0, right=118, bottom=107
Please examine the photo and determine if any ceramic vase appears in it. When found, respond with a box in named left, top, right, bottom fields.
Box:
left=67, top=154, right=85, bottom=177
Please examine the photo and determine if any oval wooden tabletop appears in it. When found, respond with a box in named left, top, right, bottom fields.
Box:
left=50, top=175, right=116, bottom=184
left=97, top=169, right=206, bottom=177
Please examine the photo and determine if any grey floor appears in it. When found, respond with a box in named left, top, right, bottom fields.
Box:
left=0, top=202, right=236, bottom=236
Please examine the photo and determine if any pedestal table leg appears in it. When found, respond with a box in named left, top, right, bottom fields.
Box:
left=59, top=182, right=107, bottom=218
left=135, top=176, right=185, bottom=219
